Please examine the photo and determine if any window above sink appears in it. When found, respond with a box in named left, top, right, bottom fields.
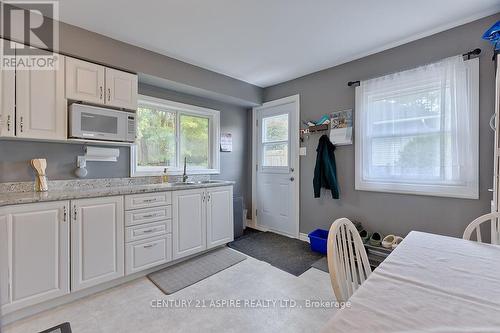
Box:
left=130, top=95, right=220, bottom=177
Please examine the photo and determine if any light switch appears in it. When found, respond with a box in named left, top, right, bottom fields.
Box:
left=299, top=147, right=307, bottom=156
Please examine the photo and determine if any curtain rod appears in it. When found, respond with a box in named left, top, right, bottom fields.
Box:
left=347, top=48, right=481, bottom=87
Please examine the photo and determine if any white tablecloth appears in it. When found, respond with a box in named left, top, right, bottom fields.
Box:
left=322, top=231, right=500, bottom=332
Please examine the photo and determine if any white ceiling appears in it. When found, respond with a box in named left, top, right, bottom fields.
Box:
left=57, top=0, right=500, bottom=87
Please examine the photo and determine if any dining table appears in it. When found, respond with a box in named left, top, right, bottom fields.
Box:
left=321, top=231, right=500, bottom=332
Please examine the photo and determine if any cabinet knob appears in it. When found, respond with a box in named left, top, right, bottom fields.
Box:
left=108, top=88, right=111, bottom=101
left=100, top=86, right=103, bottom=100
left=19, top=116, right=23, bottom=132
left=7, top=115, right=11, bottom=132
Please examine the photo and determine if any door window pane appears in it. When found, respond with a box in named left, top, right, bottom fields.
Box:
left=263, top=143, right=288, bottom=167
left=262, top=114, right=288, bottom=142
left=136, top=106, right=176, bottom=167
left=180, top=114, right=209, bottom=169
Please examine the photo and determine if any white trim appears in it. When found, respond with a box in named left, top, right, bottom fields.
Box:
left=299, top=233, right=310, bottom=243
left=130, top=95, right=220, bottom=177
left=252, top=94, right=300, bottom=238
left=354, top=57, right=479, bottom=199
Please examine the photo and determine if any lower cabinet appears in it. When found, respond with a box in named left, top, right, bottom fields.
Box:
left=125, top=234, right=172, bottom=274
left=207, top=186, right=234, bottom=249
left=71, top=196, right=124, bottom=291
left=173, top=186, right=234, bottom=260
left=0, top=201, right=70, bottom=314
left=172, top=189, right=207, bottom=260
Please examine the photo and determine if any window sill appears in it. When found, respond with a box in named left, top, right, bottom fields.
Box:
left=355, top=181, right=479, bottom=200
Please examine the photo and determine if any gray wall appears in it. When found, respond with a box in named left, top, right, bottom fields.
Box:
left=263, top=14, right=500, bottom=238
left=0, top=85, right=250, bottom=208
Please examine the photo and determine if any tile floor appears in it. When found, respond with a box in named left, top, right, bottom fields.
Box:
left=3, top=251, right=337, bottom=333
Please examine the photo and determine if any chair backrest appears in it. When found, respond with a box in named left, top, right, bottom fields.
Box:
left=327, top=218, right=372, bottom=303
left=463, top=212, right=500, bottom=244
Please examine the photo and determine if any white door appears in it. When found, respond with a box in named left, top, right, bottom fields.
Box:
left=0, top=40, right=15, bottom=137
left=65, top=57, right=105, bottom=104
left=1, top=201, right=70, bottom=314
left=16, top=52, right=66, bottom=140
left=207, top=186, right=234, bottom=248
left=172, top=189, right=206, bottom=259
left=105, top=68, right=138, bottom=110
left=71, top=196, right=124, bottom=291
left=253, top=95, right=300, bottom=237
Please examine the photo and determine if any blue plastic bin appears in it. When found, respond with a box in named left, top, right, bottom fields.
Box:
left=308, top=229, right=329, bottom=254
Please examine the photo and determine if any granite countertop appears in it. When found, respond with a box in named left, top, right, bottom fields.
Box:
left=0, top=181, right=235, bottom=207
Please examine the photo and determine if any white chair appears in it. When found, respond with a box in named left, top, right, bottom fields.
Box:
left=463, top=212, right=500, bottom=244
left=327, top=218, right=372, bottom=302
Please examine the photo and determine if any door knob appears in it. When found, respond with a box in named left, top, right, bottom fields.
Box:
left=290, top=177, right=295, bottom=182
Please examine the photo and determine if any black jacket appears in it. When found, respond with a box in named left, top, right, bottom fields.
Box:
left=313, top=135, right=339, bottom=199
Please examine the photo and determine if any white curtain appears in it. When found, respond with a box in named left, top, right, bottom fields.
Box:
left=355, top=55, right=479, bottom=198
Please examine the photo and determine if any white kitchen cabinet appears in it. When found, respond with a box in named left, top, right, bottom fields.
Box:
left=206, top=186, right=234, bottom=249
left=16, top=52, right=67, bottom=140
left=0, top=40, right=15, bottom=137
left=65, top=57, right=137, bottom=110
left=71, top=196, right=124, bottom=291
left=105, top=67, right=138, bottom=110
left=125, top=234, right=172, bottom=274
left=0, top=213, right=9, bottom=308
left=0, top=201, right=70, bottom=314
left=65, top=57, right=105, bottom=105
left=172, top=188, right=207, bottom=260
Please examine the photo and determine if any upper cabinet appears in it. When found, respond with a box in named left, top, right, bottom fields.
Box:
left=105, top=68, right=138, bottom=110
left=16, top=52, right=67, bottom=140
left=65, top=57, right=105, bottom=105
left=0, top=39, right=15, bottom=138
left=66, top=57, right=138, bottom=110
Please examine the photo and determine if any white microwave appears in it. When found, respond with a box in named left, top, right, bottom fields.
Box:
left=69, top=104, right=136, bottom=142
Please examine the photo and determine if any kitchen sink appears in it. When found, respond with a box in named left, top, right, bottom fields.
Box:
left=170, top=182, right=196, bottom=186
left=200, top=180, right=226, bottom=184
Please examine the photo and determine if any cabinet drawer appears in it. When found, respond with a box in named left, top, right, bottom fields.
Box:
left=125, top=220, right=171, bottom=242
left=125, top=192, right=171, bottom=210
left=125, top=206, right=172, bottom=226
left=125, top=235, right=172, bottom=275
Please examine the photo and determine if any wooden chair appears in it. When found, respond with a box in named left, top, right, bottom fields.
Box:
left=463, top=212, right=500, bottom=244
left=327, top=218, right=372, bottom=302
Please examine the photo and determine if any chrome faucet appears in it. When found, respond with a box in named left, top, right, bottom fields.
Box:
left=182, top=157, right=188, bottom=183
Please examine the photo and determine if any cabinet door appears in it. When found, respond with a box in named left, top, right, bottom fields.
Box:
left=66, top=57, right=105, bottom=104
left=16, top=52, right=66, bottom=140
left=71, top=196, right=124, bottom=291
left=0, top=40, right=15, bottom=137
left=105, top=68, right=138, bottom=110
left=172, top=189, right=206, bottom=260
left=0, top=212, right=9, bottom=308
left=1, top=201, right=70, bottom=314
left=207, top=186, right=234, bottom=249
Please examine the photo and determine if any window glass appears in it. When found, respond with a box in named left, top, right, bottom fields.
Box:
left=263, top=114, right=288, bottom=142
left=136, top=106, right=176, bottom=167
left=180, top=114, right=209, bottom=169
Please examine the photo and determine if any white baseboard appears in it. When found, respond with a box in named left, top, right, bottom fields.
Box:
left=299, top=232, right=310, bottom=243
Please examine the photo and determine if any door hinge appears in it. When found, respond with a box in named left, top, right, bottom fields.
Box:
left=255, top=209, right=258, bottom=217
left=256, top=119, right=258, bottom=127
left=256, top=164, right=258, bottom=171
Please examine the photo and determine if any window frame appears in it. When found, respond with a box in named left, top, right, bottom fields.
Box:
left=354, top=57, right=479, bottom=199
left=130, top=95, right=220, bottom=177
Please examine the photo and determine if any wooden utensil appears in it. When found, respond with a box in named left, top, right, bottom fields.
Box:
left=30, top=158, right=48, bottom=192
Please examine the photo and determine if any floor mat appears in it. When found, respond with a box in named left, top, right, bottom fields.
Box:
left=228, top=231, right=323, bottom=276
left=311, top=257, right=329, bottom=272
left=147, top=247, right=246, bottom=295
left=38, top=322, right=72, bottom=333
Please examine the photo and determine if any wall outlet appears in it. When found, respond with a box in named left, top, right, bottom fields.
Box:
left=299, top=147, right=307, bottom=156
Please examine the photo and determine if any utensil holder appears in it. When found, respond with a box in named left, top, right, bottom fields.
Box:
left=35, top=175, right=48, bottom=192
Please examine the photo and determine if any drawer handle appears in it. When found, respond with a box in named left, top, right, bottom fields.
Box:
left=142, top=229, right=155, bottom=234
left=142, top=214, right=158, bottom=218
left=143, top=244, right=157, bottom=249
left=143, top=198, right=157, bottom=203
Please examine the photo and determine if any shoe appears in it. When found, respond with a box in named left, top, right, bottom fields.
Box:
left=359, top=229, right=371, bottom=244
left=382, top=235, right=396, bottom=249
left=353, top=220, right=363, bottom=232
left=391, top=236, right=404, bottom=249
left=369, top=232, right=382, bottom=247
